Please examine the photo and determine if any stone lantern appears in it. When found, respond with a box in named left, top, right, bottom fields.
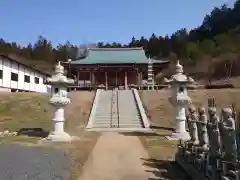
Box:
left=45, top=61, right=74, bottom=142
left=164, top=60, right=194, bottom=140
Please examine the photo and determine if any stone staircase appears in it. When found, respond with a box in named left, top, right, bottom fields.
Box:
left=118, top=90, right=143, bottom=128
left=88, top=89, right=147, bottom=130
left=91, top=90, right=113, bottom=128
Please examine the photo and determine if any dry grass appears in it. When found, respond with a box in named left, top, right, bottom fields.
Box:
left=141, top=89, right=240, bottom=131
left=139, top=89, right=240, bottom=179
left=0, top=91, right=100, bottom=180
left=0, top=92, right=52, bottom=132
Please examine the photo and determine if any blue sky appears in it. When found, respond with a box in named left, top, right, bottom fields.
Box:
left=0, top=0, right=235, bottom=47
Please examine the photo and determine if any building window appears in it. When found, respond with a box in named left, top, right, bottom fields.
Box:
left=24, top=75, right=30, bottom=83
left=0, top=70, right=3, bottom=79
left=11, top=72, right=18, bottom=81
left=35, top=77, right=39, bottom=84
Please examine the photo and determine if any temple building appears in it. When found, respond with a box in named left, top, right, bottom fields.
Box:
left=62, top=47, right=169, bottom=90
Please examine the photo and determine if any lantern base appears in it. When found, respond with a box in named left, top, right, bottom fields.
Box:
left=46, top=131, right=72, bottom=142
left=166, top=131, right=190, bottom=141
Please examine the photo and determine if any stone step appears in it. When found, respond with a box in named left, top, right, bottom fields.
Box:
left=94, top=120, right=111, bottom=122
left=95, top=114, right=111, bottom=116
left=118, top=119, right=141, bottom=121
left=118, top=119, right=141, bottom=122
left=118, top=124, right=143, bottom=128
left=88, top=89, right=145, bottom=129
left=93, top=122, right=111, bottom=125
left=118, top=108, right=139, bottom=110
left=118, top=116, right=140, bottom=119
left=92, top=125, right=112, bottom=128
left=112, top=120, right=141, bottom=122
left=94, top=118, right=111, bottom=121
left=118, top=113, right=140, bottom=115
left=117, top=121, right=142, bottom=125
left=95, top=110, right=111, bottom=112
left=95, top=113, right=111, bottom=115
left=94, top=115, right=111, bottom=117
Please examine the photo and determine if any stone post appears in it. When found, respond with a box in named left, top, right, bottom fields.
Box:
left=45, top=61, right=74, bottom=142
left=164, top=60, right=195, bottom=140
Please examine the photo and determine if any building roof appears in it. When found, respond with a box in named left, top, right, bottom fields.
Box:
left=66, top=47, right=169, bottom=65
left=0, top=54, right=51, bottom=76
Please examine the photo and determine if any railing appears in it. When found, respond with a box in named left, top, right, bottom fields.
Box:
left=132, top=89, right=150, bottom=128
left=86, top=89, right=101, bottom=129
left=110, top=90, right=114, bottom=128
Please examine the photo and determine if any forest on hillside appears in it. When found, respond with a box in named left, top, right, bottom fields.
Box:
left=0, top=1, right=240, bottom=81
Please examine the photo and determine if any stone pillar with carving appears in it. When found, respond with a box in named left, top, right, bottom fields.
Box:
left=164, top=60, right=195, bottom=140
left=45, top=62, right=74, bottom=142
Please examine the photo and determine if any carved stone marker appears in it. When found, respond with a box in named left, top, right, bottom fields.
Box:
left=175, top=102, right=240, bottom=180
left=164, top=60, right=194, bottom=140
left=45, top=62, right=74, bottom=142
left=188, top=105, right=199, bottom=145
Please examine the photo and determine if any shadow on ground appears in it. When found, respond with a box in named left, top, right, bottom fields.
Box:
left=118, top=132, right=170, bottom=137
left=141, top=158, right=192, bottom=180
left=17, top=128, right=49, bottom=138
left=150, top=125, right=175, bottom=132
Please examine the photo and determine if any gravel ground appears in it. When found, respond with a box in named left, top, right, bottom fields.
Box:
left=0, top=144, right=70, bottom=180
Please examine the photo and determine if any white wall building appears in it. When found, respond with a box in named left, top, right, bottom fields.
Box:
left=0, top=54, right=51, bottom=93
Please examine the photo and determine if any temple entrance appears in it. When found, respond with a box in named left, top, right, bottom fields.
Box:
left=72, top=66, right=149, bottom=90
left=107, top=71, right=127, bottom=89
left=107, top=72, right=117, bottom=89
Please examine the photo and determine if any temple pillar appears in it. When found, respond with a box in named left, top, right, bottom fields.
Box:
left=115, top=71, right=118, bottom=88
left=90, top=71, right=92, bottom=89
left=140, top=72, right=143, bottom=89
left=91, top=72, right=96, bottom=90
left=84, top=74, right=86, bottom=88
left=105, top=71, right=108, bottom=90
left=137, top=72, right=141, bottom=89
left=77, top=71, right=79, bottom=87
left=124, top=72, right=128, bottom=90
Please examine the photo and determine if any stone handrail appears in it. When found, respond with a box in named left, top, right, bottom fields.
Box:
left=86, top=89, right=101, bottom=129
left=132, top=89, right=150, bottom=128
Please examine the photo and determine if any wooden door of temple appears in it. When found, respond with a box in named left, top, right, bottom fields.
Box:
left=107, top=72, right=117, bottom=89
left=117, top=71, right=125, bottom=88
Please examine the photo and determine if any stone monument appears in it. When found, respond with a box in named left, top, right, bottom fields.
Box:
left=45, top=61, right=74, bottom=142
left=175, top=102, right=240, bottom=180
left=164, top=60, right=194, bottom=140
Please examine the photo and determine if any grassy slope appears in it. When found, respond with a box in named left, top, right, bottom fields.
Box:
left=0, top=91, right=99, bottom=180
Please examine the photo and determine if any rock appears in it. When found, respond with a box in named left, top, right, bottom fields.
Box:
left=71, top=136, right=80, bottom=141
left=3, top=130, right=9, bottom=136
left=9, top=132, right=18, bottom=136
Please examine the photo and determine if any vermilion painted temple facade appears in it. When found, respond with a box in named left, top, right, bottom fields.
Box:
left=62, top=47, right=169, bottom=90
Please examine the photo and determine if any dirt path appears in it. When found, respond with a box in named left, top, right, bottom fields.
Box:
left=78, top=132, right=157, bottom=180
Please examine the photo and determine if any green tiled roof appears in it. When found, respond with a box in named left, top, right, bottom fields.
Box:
left=69, top=48, right=149, bottom=64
